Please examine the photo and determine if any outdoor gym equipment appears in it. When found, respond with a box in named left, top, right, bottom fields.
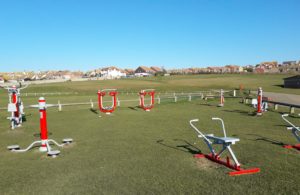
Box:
left=97, top=89, right=118, bottom=114
left=7, top=97, right=73, bottom=158
left=218, top=89, right=224, bottom=107
left=281, top=114, right=300, bottom=150
left=189, top=118, right=260, bottom=176
left=256, top=87, right=265, bottom=116
left=1, top=83, right=28, bottom=129
left=139, top=89, right=155, bottom=111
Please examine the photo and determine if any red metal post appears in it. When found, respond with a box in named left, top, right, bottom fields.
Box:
left=257, top=87, right=263, bottom=116
left=39, top=97, right=48, bottom=151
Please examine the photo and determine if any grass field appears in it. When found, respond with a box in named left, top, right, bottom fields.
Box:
left=0, top=74, right=299, bottom=194
left=5, top=73, right=299, bottom=95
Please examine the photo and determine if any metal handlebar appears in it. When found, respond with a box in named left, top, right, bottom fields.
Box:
left=189, top=119, right=212, bottom=144
left=100, top=89, right=117, bottom=92
left=212, top=117, right=227, bottom=137
left=29, top=104, right=57, bottom=108
left=141, top=89, right=155, bottom=92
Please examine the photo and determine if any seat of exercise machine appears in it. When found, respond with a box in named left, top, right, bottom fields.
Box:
left=205, top=135, right=240, bottom=144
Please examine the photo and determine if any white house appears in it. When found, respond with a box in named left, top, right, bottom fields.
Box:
left=0, top=77, right=4, bottom=84
left=100, top=66, right=126, bottom=79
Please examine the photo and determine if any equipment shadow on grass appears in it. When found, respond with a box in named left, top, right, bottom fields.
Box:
left=157, top=139, right=202, bottom=155
left=22, top=116, right=27, bottom=122
left=273, top=84, right=284, bottom=88
left=89, top=108, right=98, bottom=114
left=128, top=106, right=139, bottom=111
left=246, top=134, right=286, bottom=146
left=198, top=103, right=214, bottom=107
left=222, top=109, right=256, bottom=116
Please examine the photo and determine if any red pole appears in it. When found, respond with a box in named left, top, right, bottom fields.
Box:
left=113, top=92, right=117, bottom=109
left=97, top=90, right=102, bottom=112
left=12, top=92, right=20, bottom=118
left=257, top=87, right=263, bottom=115
left=39, top=97, right=48, bottom=151
left=151, top=91, right=155, bottom=105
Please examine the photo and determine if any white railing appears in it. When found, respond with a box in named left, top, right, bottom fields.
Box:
left=21, top=92, right=79, bottom=96
left=0, top=90, right=237, bottom=111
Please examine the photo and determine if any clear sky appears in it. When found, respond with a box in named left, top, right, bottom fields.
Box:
left=0, top=0, right=299, bottom=72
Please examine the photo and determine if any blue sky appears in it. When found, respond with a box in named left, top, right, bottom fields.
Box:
left=0, top=0, right=299, bottom=72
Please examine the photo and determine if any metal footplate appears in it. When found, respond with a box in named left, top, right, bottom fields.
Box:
left=47, top=150, right=60, bottom=158
left=63, top=138, right=73, bottom=144
left=7, top=145, right=20, bottom=151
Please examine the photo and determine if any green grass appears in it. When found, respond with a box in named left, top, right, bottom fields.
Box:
left=0, top=75, right=299, bottom=194
left=1, top=73, right=297, bottom=95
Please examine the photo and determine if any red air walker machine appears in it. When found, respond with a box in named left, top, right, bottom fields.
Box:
left=139, top=89, right=155, bottom=111
left=97, top=89, right=118, bottom=114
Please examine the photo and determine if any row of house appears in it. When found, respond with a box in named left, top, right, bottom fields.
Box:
left=168, top=65, right=244, bottom=74
left=253, top=61, right=300, bottom=74
left=1, top=60, right=300, bottom=82
left=168, top=60, right=300, bottom=75
left=85, top=66, right=163, bottom=79
left=0, top=66, right=164, bottom=82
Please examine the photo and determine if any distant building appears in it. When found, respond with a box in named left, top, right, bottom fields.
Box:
left=100, top=66, right=126, bottom=79
left=254, top=61, right=279, bottom=73
left=0, top=77, right=4, bottom=83
left=135, top=66, right=154, bottom=76
left=150, top=66, right=162, bottom=73
left=254, top=67, right=265, bottom=74
left=280, top=61, right=300, bottom=73
left=283, top=75, right=300, bottom=88
left=124, top=69, right=135, bottom=75
left=282, top=61, right=297, bottom=66
left=225, top=65, right=244, bottom=73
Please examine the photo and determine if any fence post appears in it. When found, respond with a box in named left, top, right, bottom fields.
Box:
left=117, top=98, right=120, bottom=107
left=174, top=96, right=177, bottom=102
left=233, top=90, right=236, bottom=97
left=90, top=99, right=94, bottom=108
left=58, top=100, right=62, bottom=111
left=245, top=99, right=249, bottom=104
left=290, top=107, right=295, bottom=114
left=188, top=94, right=192, bottom=101
left=274, top=104, right=278, bottom=110
left=157, top=96, right=161, bottom=104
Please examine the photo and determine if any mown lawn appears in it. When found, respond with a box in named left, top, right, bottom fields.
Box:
left=0, top=96, right=299, bottom=194
left=1, top=73, right=297, bottom=95
left=0, top=74, right=299, bottom=194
